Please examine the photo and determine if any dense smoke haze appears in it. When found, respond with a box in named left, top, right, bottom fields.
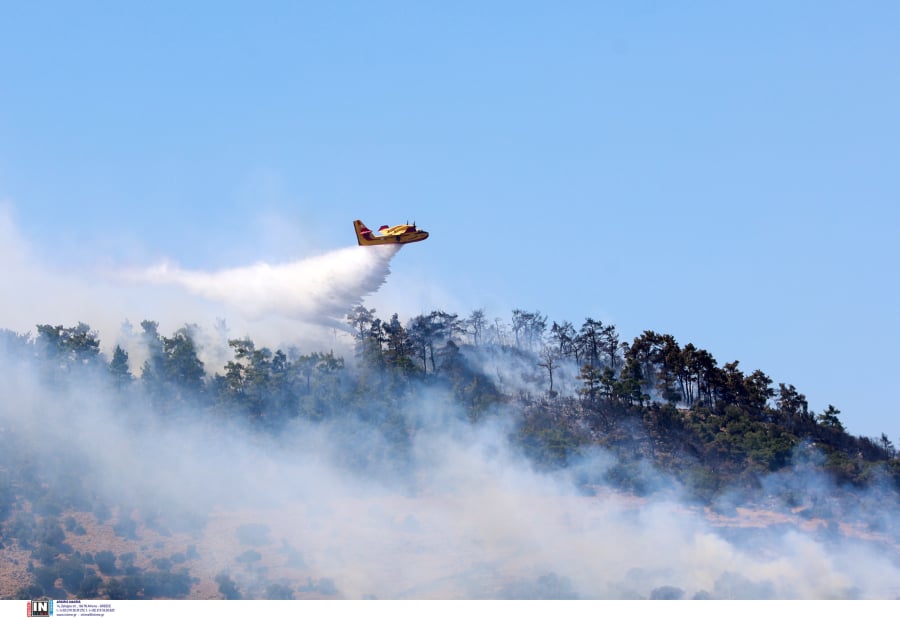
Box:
left=1, top=206, right=898, bottom=600
left=2, top=345, right=899, bottom=600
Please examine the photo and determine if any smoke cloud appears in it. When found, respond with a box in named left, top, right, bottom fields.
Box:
left=1, top=204, right=898, bottom=601
left=2, top=349, right=899, bottom=600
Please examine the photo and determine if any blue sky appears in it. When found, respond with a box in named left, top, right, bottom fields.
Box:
left=1, top=2, right=898, bottom=440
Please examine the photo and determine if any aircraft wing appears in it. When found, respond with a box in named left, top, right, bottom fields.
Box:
left=381, top=225, right=413, bottom=236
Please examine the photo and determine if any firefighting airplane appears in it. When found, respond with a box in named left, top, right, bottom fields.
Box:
left=353, top=219, right=429, bottom=246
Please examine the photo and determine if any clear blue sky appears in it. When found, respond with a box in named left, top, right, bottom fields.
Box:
left=1, top=2, right=898, bottom=440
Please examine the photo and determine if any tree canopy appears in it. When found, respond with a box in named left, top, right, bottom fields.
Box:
left=3, top=305, right=898, bottom=497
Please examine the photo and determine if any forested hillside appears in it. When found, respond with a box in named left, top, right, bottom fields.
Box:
left=1, top=306, right=898, bottom=599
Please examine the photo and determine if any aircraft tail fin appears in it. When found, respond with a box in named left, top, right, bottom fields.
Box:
left=354, top=220, right=375, bottom=245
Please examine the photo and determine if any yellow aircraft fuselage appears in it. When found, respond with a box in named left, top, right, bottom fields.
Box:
left=354, top=220, right=429, bottom=246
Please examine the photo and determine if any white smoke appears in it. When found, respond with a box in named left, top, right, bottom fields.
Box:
left=125, top=244, right=401, bottom=330
left=2, top=361, right=899, bottom=600
left=2, top=202, right=899, bottom=600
